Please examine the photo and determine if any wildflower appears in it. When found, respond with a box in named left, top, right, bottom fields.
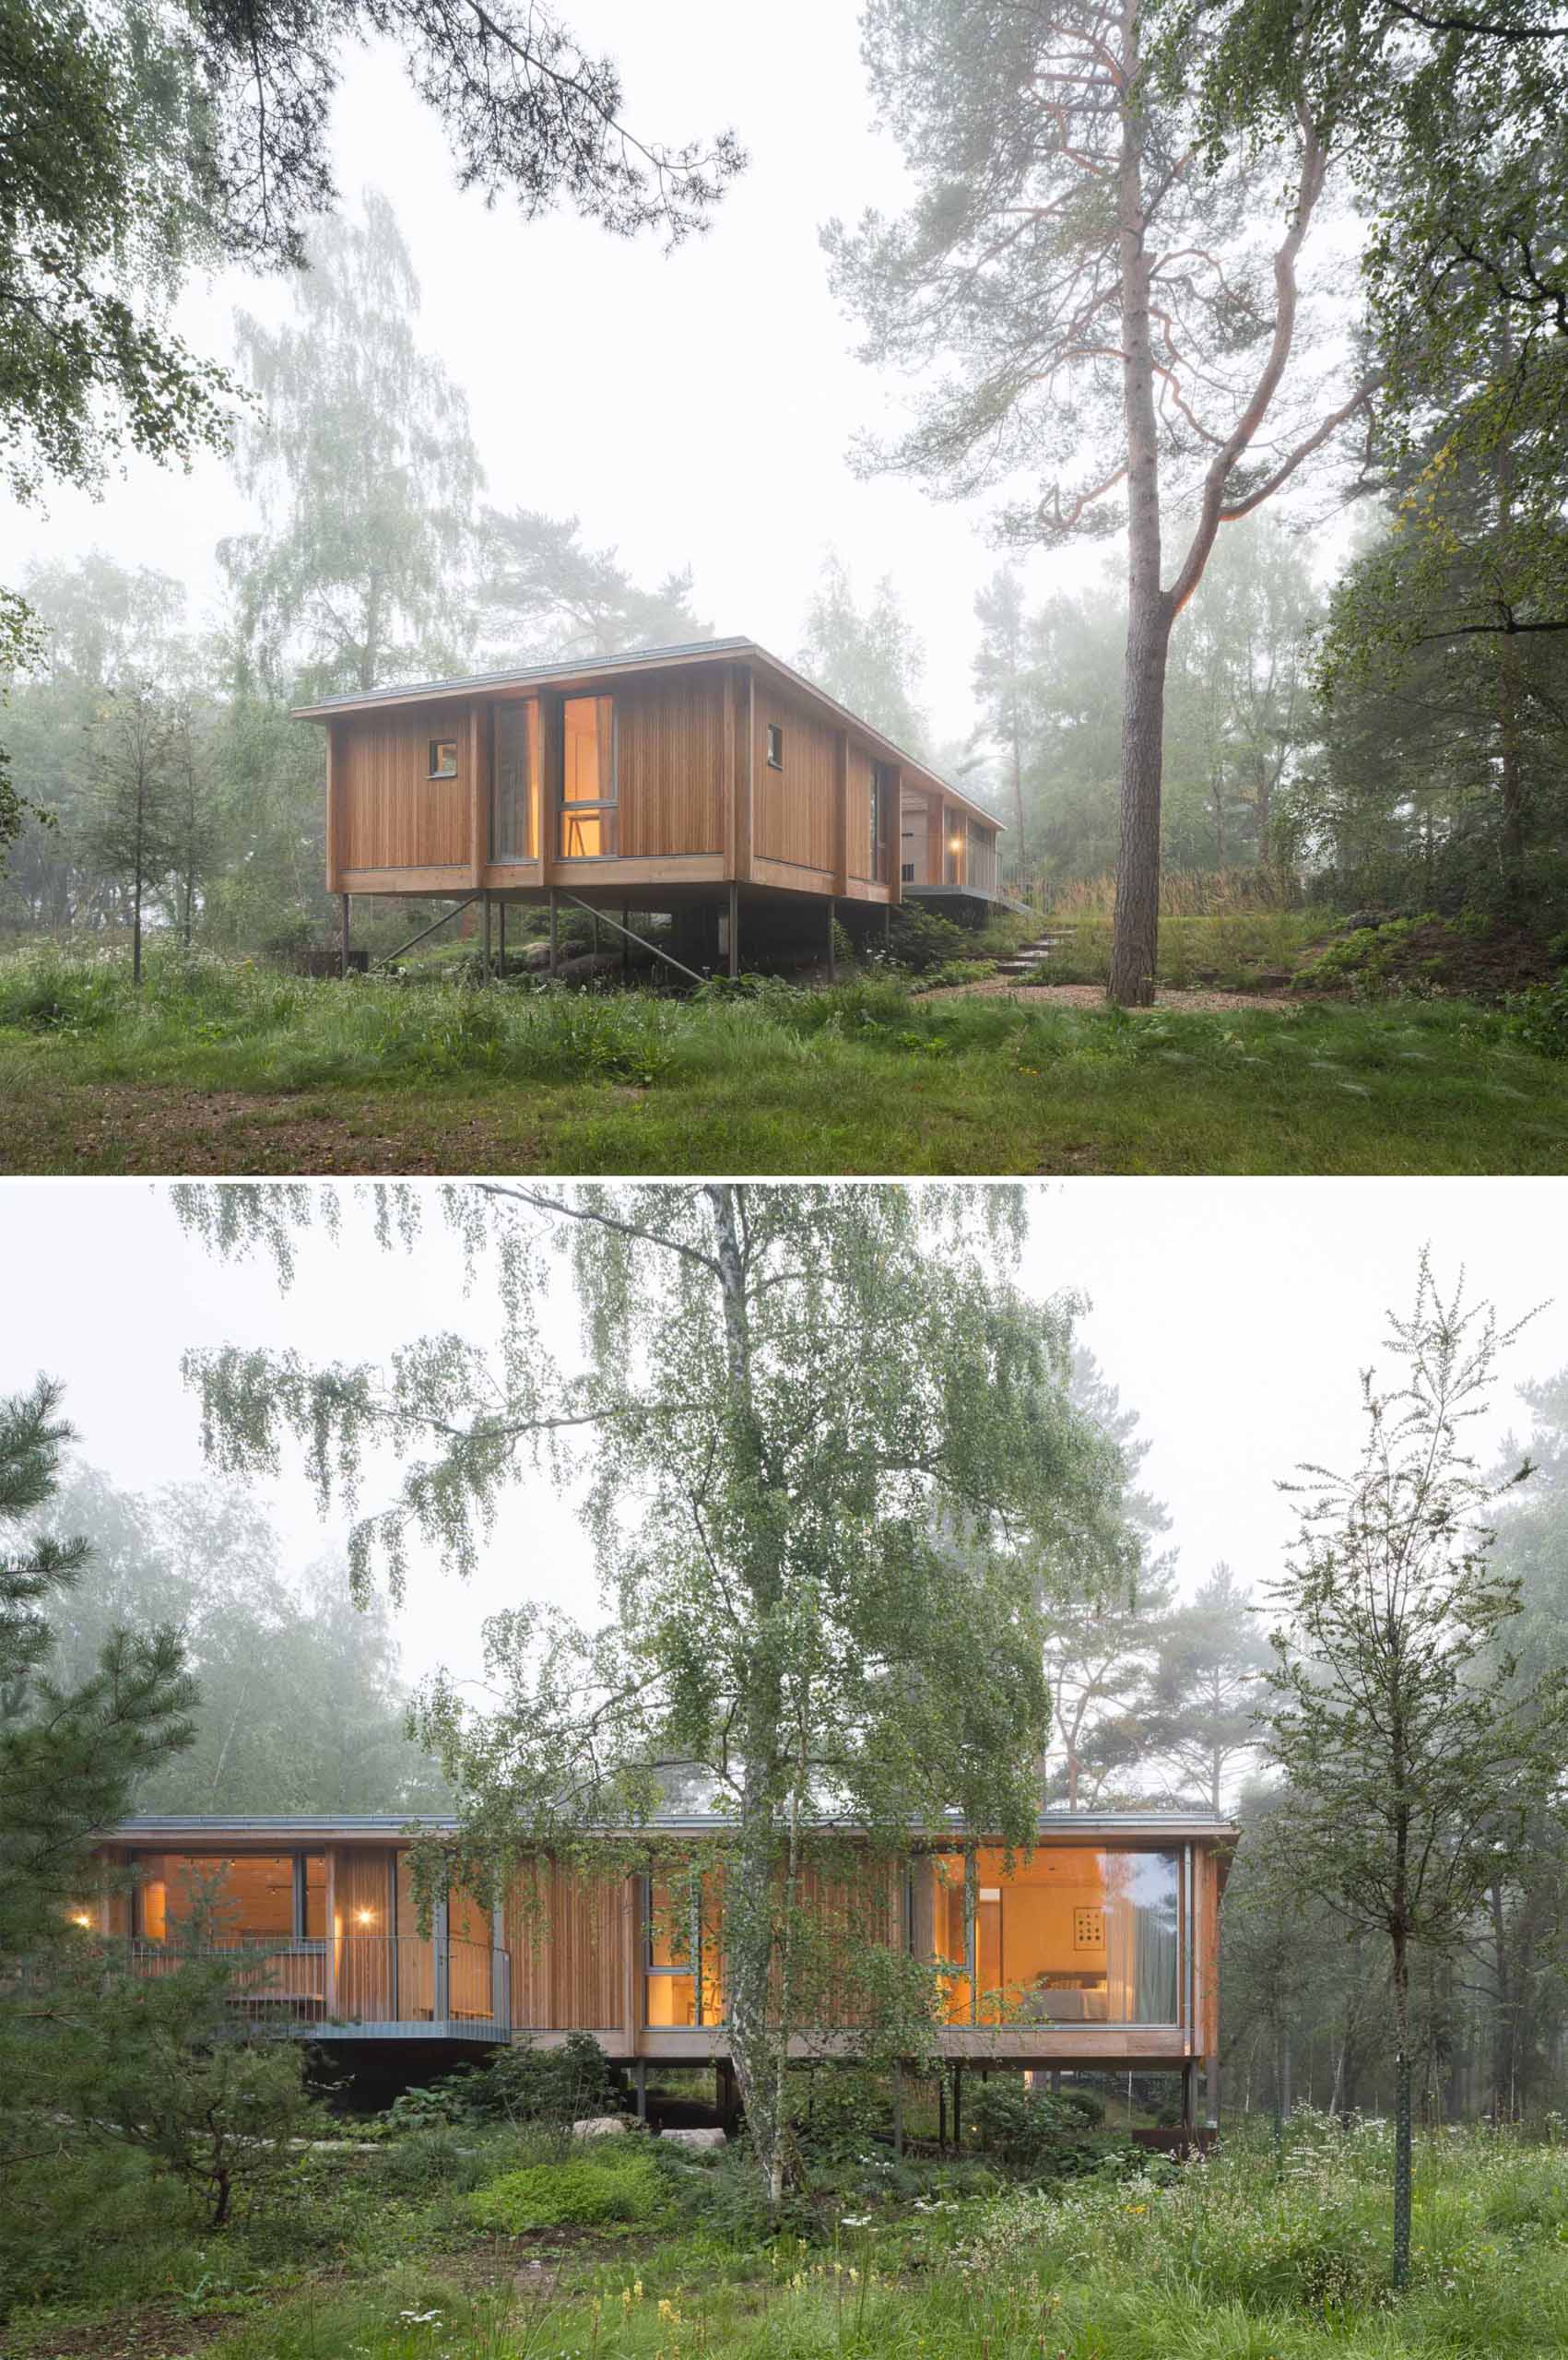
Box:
left=658, top=2300, right=680, bottom=2325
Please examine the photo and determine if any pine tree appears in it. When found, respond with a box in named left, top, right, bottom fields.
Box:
left=0, top=1377, right=195, bottom=1956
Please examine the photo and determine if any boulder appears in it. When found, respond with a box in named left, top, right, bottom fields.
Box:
left=571, top=2114, right=631, bottom=2138
left=660, top=2126, right=726, bottom=2151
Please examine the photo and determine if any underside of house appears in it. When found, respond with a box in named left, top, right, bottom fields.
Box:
left=293, top=640, right=1020, bottom=976
left=84, top=1812, right=1234, bottom=2125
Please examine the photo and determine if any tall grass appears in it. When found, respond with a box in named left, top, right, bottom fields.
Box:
left=1047, top=867, right=1303, bottom=918
left=184, top=2118, right=1568, bottom=2360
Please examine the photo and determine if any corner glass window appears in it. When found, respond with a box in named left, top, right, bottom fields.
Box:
left=429, top=738, right=458, bottom=780
left=935, top=1848, right=1179, bottom=2026
left=560, top=695, right=618, bottom=857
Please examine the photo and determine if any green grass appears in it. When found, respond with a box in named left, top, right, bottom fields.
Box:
left=1036, top=912, right=1327, bottom=988
left=0, top=944, right=1563, bottom=1174
left=14, top=2117, right=1568, bottom=2360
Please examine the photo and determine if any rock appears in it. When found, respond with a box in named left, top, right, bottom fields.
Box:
left=571, top=2114, right=631, bottom=2138
left=660, top=2126, right=726, bottom=2150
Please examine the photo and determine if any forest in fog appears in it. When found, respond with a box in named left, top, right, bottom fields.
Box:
left=29, top=1318, right=1568, bottom=2129
left=4, top=178, right=1564, bottom=958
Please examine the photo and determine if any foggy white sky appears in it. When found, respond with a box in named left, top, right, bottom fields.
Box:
left=0, top=0, right=1345, bottom=747
left=6, top=1179, right=1563, bottom=1706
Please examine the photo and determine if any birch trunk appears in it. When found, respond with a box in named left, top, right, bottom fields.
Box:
left=704, top=1183, right=790, bottom=2207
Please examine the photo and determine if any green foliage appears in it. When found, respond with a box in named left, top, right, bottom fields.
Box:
left=50, top=1950, right=322, bottom=2228
left=885, top=904, right=976, bottom=973
left=797, top=556, right=928, bottom=753
left=460, top=2035, right=629, bottom=2128
left=965, top=2080, right=1119, bottom=2178
left=465, top=2140, right=669, bottom=2233
left=1504, top=978, right=1568, bottom=1061
left=479, top=510, right=712, bottom=667
left=1267, top=1257, right=1568, bottom=2285
left=0, top=1376, right=195, bottom=1956
left=171, top=1180, right=1136, bottom=2207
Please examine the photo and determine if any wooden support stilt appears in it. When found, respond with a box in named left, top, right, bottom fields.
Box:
left=548, top=889, right=559, bottom=978
left=937, top=2071, right=947, bottom=2153
left=827, top=899, right=837, bottom=983
left=340, top=892, right=350, bottom=979
left=1181, top=2059, right=1197, bottom=2142
left=482, top=892, right=491, bottom=983
left=952, top=2063, right=963, bottom=2149
left=498, top=902, right=506, bottom=977
left=728, top=881, right=740, bottom=979
left=622, top=905, right=631, bottom=978
left=634, top=2059, right=648, bottom=2123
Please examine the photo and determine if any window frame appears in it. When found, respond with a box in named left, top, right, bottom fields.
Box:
left=489, top=698, right=539, bottom=865
left=643, top=1868, right=721, bottom=2028
left=559, top=693, right=619, bottom=860
left=765, top=722, right=784, bottom=770
left=131, top=1849, right=327, bottom=1949
left=934, top=1846, right=1184, bottom=2031
left=428, top=738, right=459, bottom=781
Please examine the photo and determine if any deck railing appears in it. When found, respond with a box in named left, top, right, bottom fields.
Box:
left=127, top=1937, right=511, bottom=2032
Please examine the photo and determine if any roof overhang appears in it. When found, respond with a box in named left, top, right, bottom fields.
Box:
left=104, top=1811, right=1238, bottom=1847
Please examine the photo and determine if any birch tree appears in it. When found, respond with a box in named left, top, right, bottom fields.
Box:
left=825, top=0, right=1376, bottom=1003
left=172, top=1180, right=1134, bottom=2206
left=1265, top=1255, right=1568, bottom=2287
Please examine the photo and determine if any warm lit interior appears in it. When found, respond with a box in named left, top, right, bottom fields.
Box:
left=936, top=1848, right=1179, bottom=2026
left=490, top=700, right=539, bottom=862
left=560, top=695, right=616, bottom=856
left=644, top=1874, right=724, bottom=2027
left=135, top=1853, right=322, bottom=1945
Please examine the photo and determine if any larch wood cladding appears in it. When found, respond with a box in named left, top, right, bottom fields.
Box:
left=338, top=703, right=471, bottom=871
left=614, top=674, right=726, bottom=858
left=395, top=1851, right=438, bottom=2022
left=753, top=685, right=838, bottom=874
left=505, top=1861, right=626, bottom=2031
left=334, top=1847, right=395, bottom=2021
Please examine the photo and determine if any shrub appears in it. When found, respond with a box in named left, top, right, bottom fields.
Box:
left=459, top=2033, right=629, bottom=2128
left=886, top=904, right=976, bottom=972
left=465, top=2141, right=667, bottom=2233
left=968, top=2079, right=1121, bottom=2179
left=1505, top=975, right=1568, bottom=1058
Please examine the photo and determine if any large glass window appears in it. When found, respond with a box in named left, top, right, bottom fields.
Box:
left=134, top=1854, right=325, bottom=1946
left=644, top=1871, right=724, bottom=2027
left=935, top=1848, right=1179, bottom=2025
left=490, top=701, right=539, bottom=862
left=560, top=695, right=618, bottom=857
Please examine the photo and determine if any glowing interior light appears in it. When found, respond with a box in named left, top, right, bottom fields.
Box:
left=356, top=1908, right=374, bottom=1926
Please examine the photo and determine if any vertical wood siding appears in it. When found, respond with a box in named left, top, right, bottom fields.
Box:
left=615, top=674, right=726, bottom=857
left=753, top=688, right=837, bottom=871
left=505, top=1860, right=627, bottom=2031
left=338, top=705, right=471, bottom=869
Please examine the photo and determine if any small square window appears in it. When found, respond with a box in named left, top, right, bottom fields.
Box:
left=429, top=738, right=458, bottom=779
left=765, top=723, right=784, bottom=769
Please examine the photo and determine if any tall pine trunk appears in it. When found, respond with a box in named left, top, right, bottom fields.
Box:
left=1108, top=0, right=1171, bottom=1009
